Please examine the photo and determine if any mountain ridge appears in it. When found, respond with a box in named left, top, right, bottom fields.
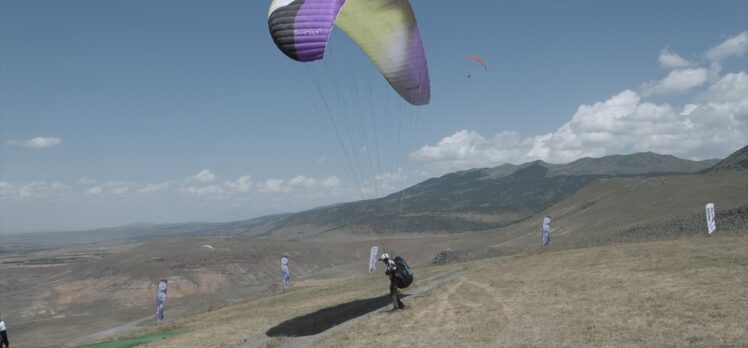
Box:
left=254, top=150, right=724, bottom=238
left=7, top=149, right=739, bottom=248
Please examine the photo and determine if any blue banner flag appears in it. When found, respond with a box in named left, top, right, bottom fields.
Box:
left=281, top=256, right=290, bottom=290
left=155, top=279, right=168, bottom=324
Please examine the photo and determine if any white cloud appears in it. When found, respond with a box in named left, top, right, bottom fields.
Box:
left=259, top=179, right=289, bottom=193
left=109, top=186, right=130, bottom=195
left=359, top=186, right=376, bottom=196
left=706, top=32, right=748, bottom=80
left=181, top=175, right=253, bottom=198
left=86, top=186, right=103, bottom=195
left=413, top=71, right=747, bottom=174
left=288, top=175, right=316, bottom=189
left=179, top=173, right=339, bottom=198
left=412, top=129, right=535, bottom=169
left=375, top=168, right=408, bottom=184
left=681, top=104, right=699, bottom=116
left=137, top=181, right=175, bottom=194
left=640, top=68, right=708, bottom=97
left=705, top=31, right=748, bottom=63
left=253, top=175, right=341, bottom=193
left=2, top=170, right=351, bottom=234
left=101, top=181, right=133, bottom=195
left=700, top=71, right=748, bottom=103
left=1, top=181, right=72, bottom=199
left=78, top=177, right=97, bottom=185
left=375, top=169, right=407, bottom=190
left=658, top=48, right=691, bottom=69
left=7, top=137, right=62, bottom=149
left=0, top=181, right=16, bottom=199
left=640, top=33, right=747, bottom=98
left=180, top=185, right=225, bottom=197
left=223, top=175, right=252, bottom=193
left=321, top=176, right=341, bottom=189
left=8, top=171, right=339, bottom=202
left=191, top=169, right=216, bottom=183
left=21, top=182, right=71, bottom=199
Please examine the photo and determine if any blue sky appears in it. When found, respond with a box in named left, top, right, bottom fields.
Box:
left=1, top=0, right=747, bottom=233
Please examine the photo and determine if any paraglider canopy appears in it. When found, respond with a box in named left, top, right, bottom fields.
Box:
left=466, top=55, right=488, bottom=71
left=201, top=244, right=215, bottom=251
left=267, top=0, right=430, bottom=202
left=268, top=0, right=431, bottom=105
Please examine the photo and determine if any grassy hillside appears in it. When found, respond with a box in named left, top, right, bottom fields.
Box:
left=5, top=235, right=468, bottom=348
left=315, top=236, right=748, bottom=348
left=90, top=235, right=748, bottom=348
left=707, top=145, right=748, bottom=173
left=486, top=170, right=748, bottom=256
left=260, top=152, right=720, bottom=239
left=61, top=167, right=748, bottom=347
left=394, top=169, right=748, bottom=265
left=2, top=237, right=368, bottom=348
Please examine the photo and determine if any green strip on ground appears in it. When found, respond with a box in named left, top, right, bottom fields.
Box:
left=74, top=330, right=178, bottom=348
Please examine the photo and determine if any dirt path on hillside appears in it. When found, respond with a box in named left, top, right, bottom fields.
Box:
left=65, top=315, right=155, bottom=347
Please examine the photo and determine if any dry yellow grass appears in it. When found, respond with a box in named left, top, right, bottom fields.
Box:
left=139, top=264, right=462, bottom=348
left=317, top=235, right=748, bottom=348
left=131, top=234, right=747, bottom=348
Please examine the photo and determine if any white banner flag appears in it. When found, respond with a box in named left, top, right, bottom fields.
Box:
left=369, top=246, right=379, bottom=273
left=705, top=203, right=716, bottom=234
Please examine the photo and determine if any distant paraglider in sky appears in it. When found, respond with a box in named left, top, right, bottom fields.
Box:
left=466, top=55, right=488, bottom=78
left=542, top=216, right=551, bottom=247
left=201, top=244, right=215, bottom=251
left=467, top=55, right=488, bottom=71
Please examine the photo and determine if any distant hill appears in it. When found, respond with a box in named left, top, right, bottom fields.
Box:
left=548, top=152, right=719, bottom=176
left=231, top=152, right=719, bottom=239
left=481, top=169, right=748, bottom=255
left=0, top=213, right=292, bottom=252
left=5, top=150, right=732, bottom=249
left=252, top=151, right=721, bottom=239
left=707, top=145, right=748, bottom=172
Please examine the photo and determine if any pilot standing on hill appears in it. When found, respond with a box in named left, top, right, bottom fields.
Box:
left=0, top=314, right=9, bottom=348
left=381, top=253, right=405, bottom=311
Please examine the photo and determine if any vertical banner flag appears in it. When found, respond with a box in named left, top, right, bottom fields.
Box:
left=155, top=279, right=168, bottom=324
left=542, top=216, right=552, bottom=247
left=705, top=203, right=716, bottom=234
left=281, top=256, right=290, bottom=290
left=369, top=246, right=379, bottom=273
